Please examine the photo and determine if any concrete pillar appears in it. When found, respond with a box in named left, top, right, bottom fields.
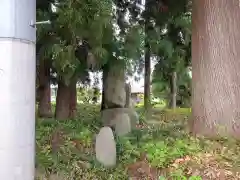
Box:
left=0, top=0, right=36, bottom=179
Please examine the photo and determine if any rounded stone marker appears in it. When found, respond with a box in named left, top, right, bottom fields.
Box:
left=95, top=127, right=116, bottom=167
left=115, top=113, right=131, bottom=136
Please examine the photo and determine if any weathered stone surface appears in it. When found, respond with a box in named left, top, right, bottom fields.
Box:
left=129, top=99, right=136, bottom=108
left=104, top=68, right=126, bottom=107
left=129, top=99, right=139, bottom=127
left=115, top=113, right=131, bottom=136
left=95, top=127, right=116, bottom=167
left=102, top=108, right=136, bottom=127
left=101, top=108, right=121, bottom=127
left=101, top=108, right=139, bottom=128
left=129, top=109, right=139, bottom=128
left=125, top=83, right=131, bottom=108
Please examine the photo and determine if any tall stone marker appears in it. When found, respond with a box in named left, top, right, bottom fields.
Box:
left=95, top=127, right=116, bottom=167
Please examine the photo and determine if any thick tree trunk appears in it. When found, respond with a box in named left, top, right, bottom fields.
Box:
left=101, top=65, right=108, bottom=111
left=69, top=81, right=77, bottom=119
left=55, top=81, right=71, bottom=120
left=144, top=0, right=151, bottom=113
left=191, top=0, right=240, bottom=138
left=144, top=40, right=151, bottom=112
left=38, top=59, right=52, bottom=117
left=125, top=83, right=131, bottom=108
left=101, top=88, right=105, bottom=111
left=38, top=83, right=52, bottom=117
left=171, top=71, right=177, bottom=109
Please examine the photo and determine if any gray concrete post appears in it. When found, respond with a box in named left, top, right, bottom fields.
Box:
left=0, top=0, right=36, bottom=179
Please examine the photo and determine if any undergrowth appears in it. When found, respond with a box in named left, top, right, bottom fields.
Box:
left=36, top=104, right=240, bottom=180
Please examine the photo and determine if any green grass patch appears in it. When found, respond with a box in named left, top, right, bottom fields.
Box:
left=163, top=108, right=191, bottom=114
left=36, top=104, right=240, bottom=180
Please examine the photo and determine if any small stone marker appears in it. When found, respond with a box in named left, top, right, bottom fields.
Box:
left=95, top=127, right=116, bottom=167
left=115, top=113, right=131, bottom=136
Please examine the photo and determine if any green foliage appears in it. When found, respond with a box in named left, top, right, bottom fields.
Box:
left=146, top=0, right=190, bottom=27
left=51, top=44, right=79, bottom=84
left=36, top=0, right=192, bottom=87
left=54, top=0, right=112, bottom=42
left=124, top=25, right=145, bottom=62
left=36, top=104, right=240, bottom=179
left=142, top=139, right=200, bottom=168
left=152, top=67, right=191, bottom=107
left=151, top=12, right=192, bottom=107
left=77, top=87, right=101, bottom=103
left=37, top=0, right=114, bottom=85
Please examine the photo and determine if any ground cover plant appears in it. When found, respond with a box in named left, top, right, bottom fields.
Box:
left=36, top=104, right=240, bottom=180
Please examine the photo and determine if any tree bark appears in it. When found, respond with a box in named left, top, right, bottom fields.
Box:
left=171, top=71, right=177, bottom=109
left=144, top=45, right=151, bottom=112
left=144, top=47, right=152, bottom=116
left=38, top=59, right=52, bottom=117
left=191, top=0, right=240, bottom=138
left=125, top=83, right=131, bottom=108
left=144, top=0, right=151, bottom=113
left=101, top=65, right=108, bottom=111
left=55, top=81, right=71, bottom=120
left=69, top=81, right=77, bottom=119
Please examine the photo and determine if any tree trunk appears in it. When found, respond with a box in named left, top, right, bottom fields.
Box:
left=144, top=0, right=151, bottom=113
left=125, top=83, right=131, bottom=108
left=101, top=65, right=108, bottom=111
left=144, top=45, right=151, bottom=112
left=55, top=81, right=71, bottom=120
left=38, top=59, right=52, bottom=117
left=69, top=81, right=77, bottom=119
left=101, top=87, right=105, bottom=111
left=191, top=0, right=240, bottom=138
left=171, top=71, right=177, bottom=109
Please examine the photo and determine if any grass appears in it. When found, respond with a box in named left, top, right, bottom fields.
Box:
left=36, top=104, right=240, bottom=179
